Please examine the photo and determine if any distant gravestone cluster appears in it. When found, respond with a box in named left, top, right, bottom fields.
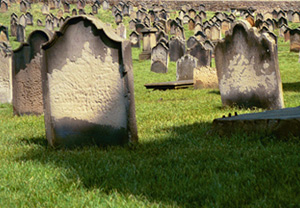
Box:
left=0, top=0, right=299, bottom=146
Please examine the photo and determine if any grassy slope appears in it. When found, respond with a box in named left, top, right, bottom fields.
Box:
left=0, top=3, right=300, bottom=208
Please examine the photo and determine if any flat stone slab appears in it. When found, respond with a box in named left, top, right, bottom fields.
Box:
left=144, top=80, right=193, bottom=90
left=212, top=106, right=300, bottom=139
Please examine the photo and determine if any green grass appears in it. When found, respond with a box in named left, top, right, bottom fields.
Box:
left=0, top=4, right=300, bottom=208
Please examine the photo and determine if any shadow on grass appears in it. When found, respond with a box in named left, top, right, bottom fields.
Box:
left=16, top=121, right=300, bottom=207
left=282, top=82, right=300, bottom=92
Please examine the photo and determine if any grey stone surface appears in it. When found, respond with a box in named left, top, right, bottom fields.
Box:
left=176, top=54, right=197, bottom=81
left=151, top=42, right=169, bottom=73
left=187, top=41, right=211, bottom=67
left=41, top=16, right=138, bottom=148
left=0, top=42, right=12, bottom=103
left=215, top=20, right=284, bottom=110
left=169, top=37, right=185, bottom=62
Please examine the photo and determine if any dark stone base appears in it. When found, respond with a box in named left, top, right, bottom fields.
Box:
left=212, top=107, right=300, bottom=139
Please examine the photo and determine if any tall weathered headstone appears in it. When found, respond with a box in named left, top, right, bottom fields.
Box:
left=12, top=30, right=53, bottom=115
left=169, top=37, right=185, bottom=62
left=41, top=16, right=138, bottom=148
left=188, top=41, right=211, bottom=67
left=215, top=21, right=284, bottom=110
left=0, top=42, right=12, bottom=103
left=290, top=29, right=300, bottom=52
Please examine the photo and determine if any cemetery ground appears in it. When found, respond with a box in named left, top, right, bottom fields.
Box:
left=0, top=3, right=300, bottom=208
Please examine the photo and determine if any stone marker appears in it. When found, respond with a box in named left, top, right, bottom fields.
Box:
left=16, top=24, right=25, bottom=42
left=26, top=12, right=33, bottom=26
left=102, top=0, right=109, bottom=10
left=212, top=107, right=300, bottom=139
left=129, top=31, right=140, bottom=48
left=151, top=42, right=169, bottom=73
left=11, top=17, right=18, bottom=37
left=72, top=8, right=77, bottom=16
left=215, top=21, right=284, bottom=110
left=292, top=12, right=300, bottom=23
left=42, top=3, right=49, bottom=15
left=290, top=28, right=300, bottom=52
left=41, top=16, right=138, bottom=148
left=45, top=19, right=54, bottom=31
left=116, top=23, right=126, bottom=39
left=169, top=36, right=185, bottom=62
left=0, top=25, right=9, bottom=42
left=0, top=1, right=8, bottom=13
left=20, top=0, right=27, bottom=13
left=19, top=14, right=27, bottom=27
left=0, top=42, right=12, bottom=103
left=176, top=54, right=197, bottom=81
left=63, top=2, right=70, bottom=13
left=12, top=30, right=53, bottom=115
left=37, top=19, right=43, bottom=26
left=188, top=41, right=211, bottom=67
left=193, top=66, right=218, bottom=89
left=139, top=28, right=157, bottom=60
left=187, top=36, right=199, bottom=49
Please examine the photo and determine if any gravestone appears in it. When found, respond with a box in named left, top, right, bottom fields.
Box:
left=211, top=25, right=221, bottom=41
left=128, top=19, right=136, bottom=30
left=176, top=54, right=197, bottom=81
left=41, top=16, right=138, bottom=148
left=72, top=8, right=77, bottom=16
left=77, top=0, right=85, bottom=10
left=156, top=30, right=168, bottom=42
left=57, top=9, right=63, bottom=18
left=0, top=26, right=9, bottom=42
left=0, top=42, right=12, bottom=103
left=16, top=24, right=25, bottom=42
left=221, top=20, right=230, bottom=35
left=58, top=17, right=64, bottom=28
left=287, top=10, right=293, bottom=22
left=204, top=26, right=211, bottom=40
left=115, top=13, right=123, bottom=25
left=199, top=11, right=206, bottom=20
left=20, top=0, right=27, bottom=13
left=195, top=15, right=202, bottom=24
left=188, top=41, right=211, bottom=67
left=12, top=30, right=53, bottom=115
left=63, top=2, right=70, bottom=13
left=194, top=23, right=202, bottom=33
left=26, top=12, right=33, bottom=26
left=45, top=19, right=54, bottom=30
left=151, top=42, right=169, bottom=73
left=290, top=29, right=300, bottom=52
left=42, top=3, right=49, bottom=15
left=78, top=9, right=85, bottom=15
left=183, top=14, right=190, bottom=24
left=49, top=0, right=55, bottom=10
left=195, top=30, right=206, bottom=42
left=116, top=23, right=126, bottom=39
left=175, top=25, right=185, bottom=40
left=37, top=19, right=43, bottom=26
left=129, top=31, right=140, bottom=48
left=11, top=17, right=18, bottom=37
left=292, top=12, right=300, bottom=23
left=187, top=36, right=199, bottom=49
left=215, top=21, right=284, bottom=110
left=0, top=1, right=8, bottom=13
left=19, top=14, right=27, bottom=27
left=188, top=19, right=195, bottom=30
left=92, top=4, right=98, bottom=14
left=169, top=37, right=185, bottom=62
left=139, top=28, right=157, bottom=60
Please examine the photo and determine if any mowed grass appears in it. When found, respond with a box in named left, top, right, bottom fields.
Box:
left=0, top=3, right=300, bottom=207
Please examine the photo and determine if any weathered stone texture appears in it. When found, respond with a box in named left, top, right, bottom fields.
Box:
left=42, top=16, right=138, bottom=148
left=194, top=66, right=218, bottom=89
left=0, top=43, right=12, bottom=103
left=215, top=21, right=284, bottom=110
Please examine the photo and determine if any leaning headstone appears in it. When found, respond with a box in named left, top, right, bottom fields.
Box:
left=12, top=30, right=53, bottom=115
left=0, top=42, right=12, bottom=103
left=151, top=42, right=169, bottom=73
left=215, top=21, right=284, bottom=110
left=169, top=37, right=185, bottom=62
left=41, top=16, right=138, bottom=148
left=290, top=29, right=300, bottom=52
left=176, top=54, right=197, bottom=81
left=188, top=41, right=211, bottom=67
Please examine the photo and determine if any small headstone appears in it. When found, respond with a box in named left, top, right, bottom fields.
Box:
left=169, top=37, right=185, bottom=62
left=211, top=24, right=221, bottom=41
left=42, top=3, right=49, bottom=15
left=57, top=9, right=63, bottom=18
left=10, top=17, right=18, bottom=37
left=45, top=19, right=54, bottom=30
left=72, top=8, right=77, bottom=16
left=20, top=0, right=27, bottom=13
left=78, top=9, right=85, bottom=15
left=19, top=14, right=27, bottom=27
left=130, top=31, right=140, bottom=48
left=215, top=21, right=284, bottom=110
left=290, top=29, right=300, bottom=52
left=115, top=13, right=123, bottom=25
left=176, top=54, right=197, bottom=81
left=92, top=4, right=98, bottom=14
left=187, top=36, right=199, bottom=49
left=188, top=19, right=195, bottom=30
left=41, top=16, right=138, bottom=148
left=175, top=25, right=185, bottom=40
left=25, top=12, right=33, bottom=26
left=139, top=28, right=157, bottom=60
left=151, top=42, right=169, bottom=73
left=63, top=2, right=70, bottom=13
left=0, top=1, right=8, bottom=13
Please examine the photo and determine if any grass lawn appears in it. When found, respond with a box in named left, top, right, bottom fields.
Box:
left=0, top=3, right=300, bottom=208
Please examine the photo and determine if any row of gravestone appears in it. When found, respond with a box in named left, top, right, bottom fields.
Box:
left=0, top=15, right=138, bottom=148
